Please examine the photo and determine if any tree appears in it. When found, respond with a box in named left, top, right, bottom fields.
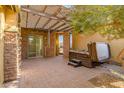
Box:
left=69, top=5, right=124, bottom=40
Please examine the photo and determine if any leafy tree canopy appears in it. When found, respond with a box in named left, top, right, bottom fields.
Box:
left=69, top=5, right=124, bottom=40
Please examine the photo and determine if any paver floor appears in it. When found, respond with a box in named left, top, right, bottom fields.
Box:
left=17, top=55, right=124, bottom=88
left=3, top=55, right=123, bottom=88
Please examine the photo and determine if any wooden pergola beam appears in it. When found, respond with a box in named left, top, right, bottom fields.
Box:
left=21, top=7, right=68, bottom=21
left=26, top=5, right=29, bottom=28
left=42, top=6, right=62, bottom=29
left=42, top=19, right=51, bottom=29
left=48, top=21, right=59, bottom=29
left=54, top=23, right=66, bottom=30
left=63, top=27, right=73, bottom=32
left=22, top=27, right=60, bottom=32
left=34, top=5, right=47, bottom=28
left=58, top=25, right=71, bottom=31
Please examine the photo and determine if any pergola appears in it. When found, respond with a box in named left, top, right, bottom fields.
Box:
left=21, top=5, right=73, bottom=32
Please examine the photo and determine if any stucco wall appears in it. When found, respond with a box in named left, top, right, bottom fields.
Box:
left=0, top=7, right=5, bottom=85
left=4, top=7, right=19, bottom=32
left=73, top=32, right=124, bottom=63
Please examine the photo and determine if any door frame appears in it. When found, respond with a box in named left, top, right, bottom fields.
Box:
left=58, top=34, right=64, bottom=55
left=27, top=35, right=44, bottom=58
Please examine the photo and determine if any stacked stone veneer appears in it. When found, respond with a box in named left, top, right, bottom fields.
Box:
left=45, top=32, right=56, bottom=57
left=4, top=31, right=18, bottom=82
left=63, top=32, right=70, bottom=58
left=21, top=28, right=59, bottom=59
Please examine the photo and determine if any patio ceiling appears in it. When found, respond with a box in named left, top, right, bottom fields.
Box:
left=21, top=5, right=73, bottom=32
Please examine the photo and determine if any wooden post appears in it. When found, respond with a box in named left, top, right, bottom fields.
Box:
left=48, top=29, right=50, bottom=48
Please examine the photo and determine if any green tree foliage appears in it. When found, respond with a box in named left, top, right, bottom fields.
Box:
left=69, top=5, right=124, bottom=40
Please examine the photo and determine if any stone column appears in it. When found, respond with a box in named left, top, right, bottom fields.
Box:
left=63, top=32, right=70, bottom=58
left=46, top=32, right=56, bottom=57
left=4, top=7, right=20, bottom=82
left=4, top=32, right=19, bottom=81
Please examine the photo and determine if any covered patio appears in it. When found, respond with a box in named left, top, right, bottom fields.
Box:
left=1, top=5, right=124, bottom=88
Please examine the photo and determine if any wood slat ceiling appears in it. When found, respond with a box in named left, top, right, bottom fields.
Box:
left=21, top=5, right=72, bottom=32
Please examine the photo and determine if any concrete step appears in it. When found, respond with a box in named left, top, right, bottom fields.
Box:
left=70, top=59, right=81, bottom=64
left=68, top=61, right=82, bottom=67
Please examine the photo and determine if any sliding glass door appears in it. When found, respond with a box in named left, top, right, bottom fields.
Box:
left=28, top=35, right=43, bottom=58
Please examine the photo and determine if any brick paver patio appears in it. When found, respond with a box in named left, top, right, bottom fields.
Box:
left=4, top=55, right=124, bottom=88
left=18, top=55, right=120, bottom=88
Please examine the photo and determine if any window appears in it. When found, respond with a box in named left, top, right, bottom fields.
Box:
left=70, top=33, right=72, bottom=49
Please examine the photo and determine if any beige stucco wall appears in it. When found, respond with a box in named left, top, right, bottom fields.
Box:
left=5, top=8, right=19, bottom=32
left=0, top=7, right=5, bottom=86
left=73, top=32, right=124, bottom=63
